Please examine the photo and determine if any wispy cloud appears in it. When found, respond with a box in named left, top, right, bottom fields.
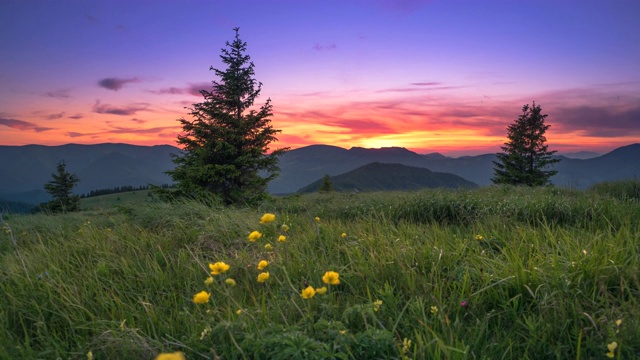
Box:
left=98, top=77, right=141, bottom=91
left=553, top=105, right=640, bottom=137
left=92, top=101, right=149, bottom=115
left=66, top=125, right=177, bottom=138
left=149, top=82, right=210, bottom=97
left=43, top=89, right=71, bottom=98
left=46, top=112, right=65, bottom=120
left=313, top=43, right=337, bottom=51
left=0, top=117, right=53, bottom=132
left=68, top=114, right=84, bottom=119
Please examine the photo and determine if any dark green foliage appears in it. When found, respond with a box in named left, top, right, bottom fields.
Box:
left=167, top=28, right=288, bottom=205
left=588, top=179, right=640, bottom=202
left=41, top=161, right=80, bottom=213
left=492, top=103, right=560, bottom=186
left=318, top=174, right=334, bottom=192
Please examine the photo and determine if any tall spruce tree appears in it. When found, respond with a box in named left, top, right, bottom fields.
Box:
left=167, top=28, right=288, bottom=205
left=43, top=160, right=80, bottom=213
left=492, top=102, right=560, bottom=186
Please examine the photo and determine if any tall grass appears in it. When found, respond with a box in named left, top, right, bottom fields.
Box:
left=1, top=185, right=638, bottom=359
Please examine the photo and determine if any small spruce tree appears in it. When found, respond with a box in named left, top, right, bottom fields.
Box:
left=318, top=174, right=334, bottom=192
left=492, top=102, right=560, bottom=186
left=43, top=160, right=81, bottom=213
left=167, top=28, right=288, bottom=205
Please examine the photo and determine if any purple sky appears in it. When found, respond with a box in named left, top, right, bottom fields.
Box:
left=1, top=0, right=639, bottom=156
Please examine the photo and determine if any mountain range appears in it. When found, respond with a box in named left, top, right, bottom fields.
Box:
left=1, top=143, right=638, bottom=206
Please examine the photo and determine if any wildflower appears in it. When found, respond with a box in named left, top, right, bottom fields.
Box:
left=460, top=300, right=468, bottom=308
left=402, top=338, right=412, bottom=354
left=248, top=230, right=262, bottom=242
left=281, top=224, right=290, bottom=232
left=315, top=216, right=320, bottom=223
left=260, top=213, right=276, bottom=224
left=209, top=261, right=230, bottom=275
left=257, top=260, right=269, bottom=270
left=475, top=234, right=483, bottom=241
left=341, top=232, right=347, bottom=238
left=278, top=235, right=286, bottom=242
left=606, top=341, right=618, bottom=358
left=322, top=271, right=340, bottom=285
left=264, top=243, right=273, bottom=251
left=373, top=299, right=383, bottom=312
left=301, top=286, right=316, bottom=299
left=200, top=326, right=210, bottom=340
left=155, top=352, right=186, bottom=360
left=193, top=291, right=210, bottom=304
left=204, top=276, right=214, bottom=285
left=582, top=249, right=587, bottom=255
left=615, top=319, right=622, bottom=326
left=87, top=351, right=93, bottom=360
left=339, top=330, right=347, bottom=335
left=225, top=278, right=236, bottom=287
left=257, top=272, right=270, bottom=283
left=315, top=286, right=327, bottom=294
left=430, top=305, right=438, bottom=314
left=236, top=309, right=243, bottom=315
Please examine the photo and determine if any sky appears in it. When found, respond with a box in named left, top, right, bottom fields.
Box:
left=1, top=0, right=639, bottom=156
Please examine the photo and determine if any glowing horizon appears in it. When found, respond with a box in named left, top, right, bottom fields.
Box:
left=1, top=1, right=639, bottom=156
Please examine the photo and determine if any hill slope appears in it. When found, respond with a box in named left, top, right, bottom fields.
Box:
left=297, top=162, right=478, bottom=193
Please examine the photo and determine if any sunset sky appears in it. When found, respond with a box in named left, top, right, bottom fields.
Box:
left=1, top=0, right=639, bottom=156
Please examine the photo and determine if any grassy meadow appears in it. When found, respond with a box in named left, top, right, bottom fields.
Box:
left=1, top=183, right=639, bottom=359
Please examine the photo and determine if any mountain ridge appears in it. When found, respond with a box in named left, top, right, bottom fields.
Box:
left=1, top=142, right=638, bottom=204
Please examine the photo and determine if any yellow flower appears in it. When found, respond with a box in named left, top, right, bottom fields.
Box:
left=322, top=271, right=340, bottom=285
left=87, top=351, right=93, bottom=360
left=615, top=319, right=622, bottom=326
left=315, top=286, right=327, bottom=294
left=155, top=352, right=186, bottom=360
left=373, top=299, right=383, bottom=312
left=257, top=260, right=269, bottom=270
left=236, top=309, right=243, bottom=315
left=193, top=291, right=210, bottom=304
left=402, top=338, right=412, bottom=354
left=278, top=235, right=286, bottom=242
left=257, top=272, right=269, bottom=283
left=475, top=234, right=483, bottom=241
left=209, top=261, right=230, bottom=275
left=225, top=278, right=236, bottom=287
left=339, top=330, right=347, bottom=335
left=260, top=213, right=276, bottom=224
left=315, top=216, right=320, bottom=223
left=248, top=230, right=262, bottom=242
left=430, top=305, right=438, bottom=314
left=301, top=286, right=316, bottom=299
left=607, top=341, right=618, bottom=352
left=204, top=276, right=214, bottom=285
left=606, top=351, right=614, bottom=358
left=341, top=232, right=347, bottom=238
left=264, top=243, right=273, bottom=251
left=281, top=224, right=290, bottom=232
left=582, top=249, right=587, bottom=255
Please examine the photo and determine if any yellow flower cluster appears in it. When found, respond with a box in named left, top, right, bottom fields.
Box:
left=322, top=271, right=340, bottom=285
left=373, top=299, right=383, bottom=312
left=260, top=213, right=276, bottom=224
left=606, top=341, right=618, bottom=358
left=193, top=291, right=210, bottom=304
left=155, top=352, right=186, bottom=360
left=301, top=286, right=316, bottom=299
left=248, top=230, right=262, bottom=242
left=257, top=260, right=269, bottom=270
left=257, top=272, right=269, bottom=283
left=209, top=261, right=230, bottom=275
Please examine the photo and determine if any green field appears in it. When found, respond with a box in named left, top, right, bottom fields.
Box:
left=1, top=183, right=639, bottom=359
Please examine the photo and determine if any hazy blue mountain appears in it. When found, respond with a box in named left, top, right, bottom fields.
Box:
left=296, top=162, right=477, bottom=193
left=558, top=151, right=602, bottom=159
left=0, top=143, right=179, bottom=204
left=1, top=143, right=638, bottom=204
